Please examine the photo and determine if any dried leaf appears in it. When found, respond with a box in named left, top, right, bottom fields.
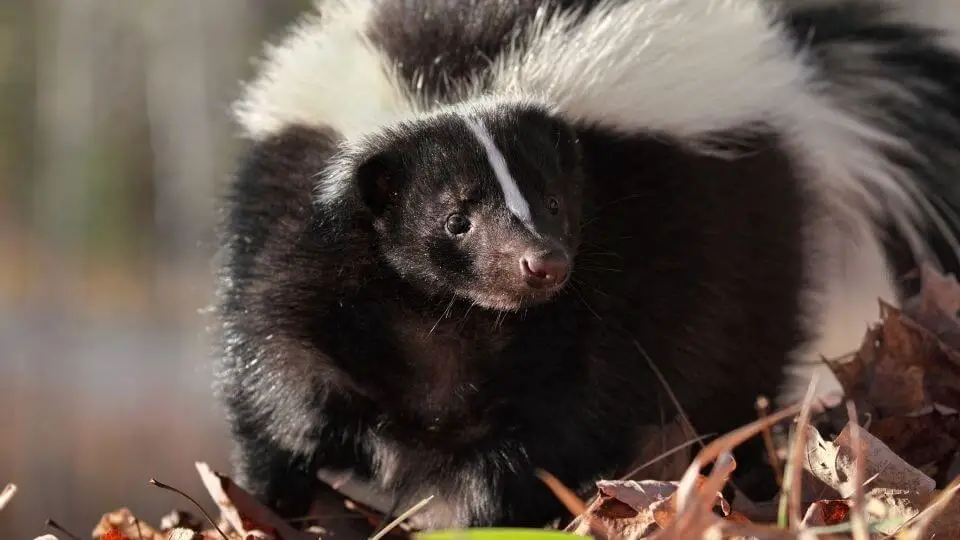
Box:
left=870, top=308, right=932, bottom=415
left=872, top=357, right=929, bottom=416
left=869, top=412, right=960, bottom=480
left=724, top=510, right=753, bottom=524
left=654, top=469, right=733, bottom=530
left=101, top=530, right=131, bottom=540
left=825, top=294, right=960, bottom=425
left=799, top=500, right=850, bottom=528
left=160, top=510, right=205, bottom=533
left=565, top=476, right=734, bottom=539
left=828, top=339, right=871, bottom=405
left=566, top=479, right=674, bottom=538
left=194, top=462, right=318, bottom=540
left=597, top=480, right=678, bottom=514
left=902, top=263, right=960, bottom=349
left=165, top=529, right=203, bottom=540
left=92, top=509, right=165, bottom=540
left=803, top=422, right=935, bottom=534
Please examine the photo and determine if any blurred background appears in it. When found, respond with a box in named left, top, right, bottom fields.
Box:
left=0, top=1, right=313, bottom=537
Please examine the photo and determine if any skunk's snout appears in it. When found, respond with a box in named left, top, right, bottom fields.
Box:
left=520, top=251, right=571, bottom=289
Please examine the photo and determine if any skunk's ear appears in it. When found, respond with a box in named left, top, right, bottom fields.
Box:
left=355, top=150, right=406, bottom=215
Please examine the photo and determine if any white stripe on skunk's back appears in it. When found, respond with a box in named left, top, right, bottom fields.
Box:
left=233, top=0, right=416, bottom=141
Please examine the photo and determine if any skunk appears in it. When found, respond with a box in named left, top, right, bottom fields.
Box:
left=213, top=0, right=960, bottom=529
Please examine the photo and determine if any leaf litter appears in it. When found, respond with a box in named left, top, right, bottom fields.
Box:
left=24, top=263, right=960, bottom=540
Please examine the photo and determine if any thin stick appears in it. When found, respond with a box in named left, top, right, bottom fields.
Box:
left=780, top=373, right=820, bottom=530
left=150, top=478, right=229, bottom=540
left=536, top=470, right=587, bottom=516
left=636, top=341, right=705, bottom=452
left=755, top=396, right=783, bottom=486
left=369, top=495, right=434, bottom=540
left=536, top=470, right=610, bottom=540
left=846, top=401, right=869, bottom=540
left=618, top=433, right=715, bottom=481
left=685, top=404, right=802, bottom=475
left=670, top=453, right=738, bottom=534
left=343, top=498, right=397, bottom=525
left=45, top=518, right=82, bottom=540
left=371, top=496, right=403, bottom=538
left=133, top=515, right=144, bottom=540
left=635, top=339, right=760, bottom=497
left=699, top=452, right=737, bottom=506
left=676, top=402, right=802, bottom=512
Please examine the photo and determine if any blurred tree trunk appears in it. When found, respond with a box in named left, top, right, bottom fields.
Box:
left=32, top=0, right=98, bottom=304
left=26, top=0, right=307, bottom=315
left=0, top=2, right=38, bottom=225
left=141, top=1, right=215, bottom=266
left=33, top=0, right=149, bottom=307
left=140, top=0, right=258, bottom=318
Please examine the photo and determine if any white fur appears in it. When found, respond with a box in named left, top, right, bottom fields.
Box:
left=493, top=1, right=805, bottom=138
left=234, top=0, right=960, bottom=406
left=463, top=116, right=535, bottom=226
left=893, top=0, right=960, bottom=51
left=233, top=0, right=417, bottom=141
left=777, top=209, right=899, bottom=407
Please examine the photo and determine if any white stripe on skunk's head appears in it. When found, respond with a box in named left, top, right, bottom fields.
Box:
left=461, top=116, right=535, bottom=229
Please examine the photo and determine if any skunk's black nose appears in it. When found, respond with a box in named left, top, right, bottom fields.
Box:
left=520, top=251, right=570, bottom=289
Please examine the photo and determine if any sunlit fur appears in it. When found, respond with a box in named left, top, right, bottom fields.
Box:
left=233, top=0, right=960, bottom=401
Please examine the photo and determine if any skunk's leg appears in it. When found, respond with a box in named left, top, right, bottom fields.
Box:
left=230, top=425, right=322, bottom=520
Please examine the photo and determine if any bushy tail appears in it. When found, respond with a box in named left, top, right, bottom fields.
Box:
left=777, top=0, right=960, bottom=276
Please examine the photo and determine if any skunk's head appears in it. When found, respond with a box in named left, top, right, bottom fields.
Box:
left=334, top=104, right=583, bottom=311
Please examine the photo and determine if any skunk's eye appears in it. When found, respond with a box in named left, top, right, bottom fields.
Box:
left=546, top=196, right=560, bottom=215
left=445, top=213, right=471, bottom=236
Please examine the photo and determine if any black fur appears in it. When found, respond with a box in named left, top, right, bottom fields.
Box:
left=217, top=108, right=810, bottom=527
left=364, top=0, right=615, bottom=104
left=215, top=0, right=960, bottom=530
